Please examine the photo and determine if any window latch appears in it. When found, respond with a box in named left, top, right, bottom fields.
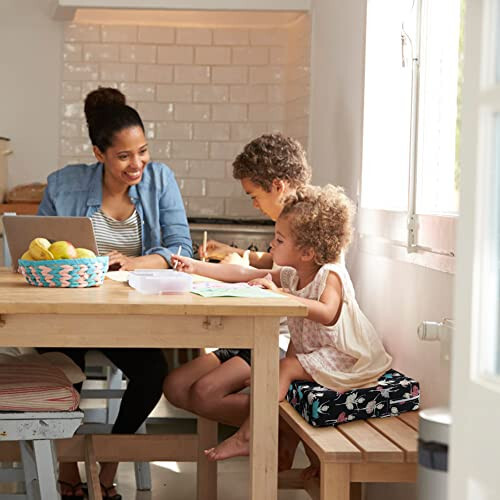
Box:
left=401, top=32, right=407, bottom=68
left=407, top=214, right=417, bottom=251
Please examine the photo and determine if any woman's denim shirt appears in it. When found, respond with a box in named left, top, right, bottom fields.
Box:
left=38, top=162, right=193, bottom=265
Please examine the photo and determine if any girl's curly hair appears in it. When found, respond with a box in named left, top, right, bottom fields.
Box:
left=280, top=185, right=356, bottom=265
left=232, top=133, right=311, bottom=191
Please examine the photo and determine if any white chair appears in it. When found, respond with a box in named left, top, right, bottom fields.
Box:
left=0, top=411, right=83, bottom=500
left=80, top=351, right=151, bottom=491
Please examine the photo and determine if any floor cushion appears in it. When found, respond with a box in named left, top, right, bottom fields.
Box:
left=286, top=369, right=420, bottom=427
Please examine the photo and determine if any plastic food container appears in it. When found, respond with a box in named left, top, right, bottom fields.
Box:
left=128, top=269, right=192, bottom=294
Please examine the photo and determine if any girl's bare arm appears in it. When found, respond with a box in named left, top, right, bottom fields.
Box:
left=280, top=272, right=342, bottom=326
left=285, top=338, right=297, bottom=358
left=171, top=255, right=282, bottom=286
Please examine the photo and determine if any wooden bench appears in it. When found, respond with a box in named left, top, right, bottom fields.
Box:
left=0, top=416, right=218, bottom=500
left=278, top=401, right=418, bottom=500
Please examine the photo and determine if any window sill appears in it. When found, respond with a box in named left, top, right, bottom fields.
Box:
left=357, top=208, right=456, bottom=274
left=358, top=234, right=455, bottom=274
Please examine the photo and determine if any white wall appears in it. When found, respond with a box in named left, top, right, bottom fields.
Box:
left=308, top=0, right=365, bottom=197
left=0, top=0, right=63, bottom=188
left=0, top=4, right=312, bottom=216
left=309, top=1, right=454, bottom=499
left=59, top=18, right=309, bottom=219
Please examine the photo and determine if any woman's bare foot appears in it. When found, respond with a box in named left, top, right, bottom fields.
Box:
left=204, top=431, right=250, bottom=461
left=99, top=462, right=119, bottom=498
left=278, top=425, right=300, bottom=472
left=58, top=462, right=84, bottom=497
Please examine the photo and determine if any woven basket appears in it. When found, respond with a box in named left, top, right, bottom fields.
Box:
left=18, top=256, right=109, bottom=288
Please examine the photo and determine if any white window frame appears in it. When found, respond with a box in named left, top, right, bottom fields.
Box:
left=359, top=0, right=459, bottom=274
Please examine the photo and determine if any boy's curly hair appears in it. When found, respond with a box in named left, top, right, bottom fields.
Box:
left=233, top=133, right=311, bottom=191
left=280, top=185, right=356, bottom=265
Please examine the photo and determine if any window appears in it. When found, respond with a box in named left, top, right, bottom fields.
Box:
left=360, top=0, right=463, bottom=272
left=493, top=115, right=500, bottom=374
left=416, top=0, right=461, bottom=215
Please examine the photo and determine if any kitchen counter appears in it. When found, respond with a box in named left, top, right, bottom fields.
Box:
left=0, top=203, right=38, bottom=215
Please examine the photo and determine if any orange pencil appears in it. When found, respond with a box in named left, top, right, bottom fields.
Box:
left=202, top=231, right=207, bottom=262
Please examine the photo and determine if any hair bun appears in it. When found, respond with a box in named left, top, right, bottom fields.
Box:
left=84, top=87, right=126, bottom=124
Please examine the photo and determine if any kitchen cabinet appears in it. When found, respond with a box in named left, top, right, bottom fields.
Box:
left=0, top=203, right=38, bottom=215
left=0, top=138, right=12, bottom=204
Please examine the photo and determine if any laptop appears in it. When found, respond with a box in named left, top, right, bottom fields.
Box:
left=3, top=215, right=98, bottom=268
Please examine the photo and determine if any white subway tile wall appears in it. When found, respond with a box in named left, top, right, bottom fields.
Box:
left=61, top=18, right=310, bottom=218
left=285, top=16, right=310, bottom=146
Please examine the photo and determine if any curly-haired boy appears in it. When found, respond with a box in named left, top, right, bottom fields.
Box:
left=199, top=133, right=311, bottom=268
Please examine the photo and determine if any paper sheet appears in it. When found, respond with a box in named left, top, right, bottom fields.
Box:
left=191, top=281, right=283, bottom=298
left=105, top=270, right=130, bottom=282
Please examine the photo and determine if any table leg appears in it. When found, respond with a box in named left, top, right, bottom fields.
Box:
left=250, top=317, right=280, bottom=500
left=197, top=416, right=218, bottom=500
left=84, top=435, right=103, bottom=500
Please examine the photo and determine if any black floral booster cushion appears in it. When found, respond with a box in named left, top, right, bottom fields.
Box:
left=286, top=369, right=420, bottom=427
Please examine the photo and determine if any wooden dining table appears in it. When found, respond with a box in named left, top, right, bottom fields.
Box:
left=0, top=269, right=306, bottom=500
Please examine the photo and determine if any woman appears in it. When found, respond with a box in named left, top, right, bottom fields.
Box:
left=38, top=87, right=192, bottom=500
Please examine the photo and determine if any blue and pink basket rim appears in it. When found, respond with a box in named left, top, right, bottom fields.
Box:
left=18, top=256, right=109, bottom=288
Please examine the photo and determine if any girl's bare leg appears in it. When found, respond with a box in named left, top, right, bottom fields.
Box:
left=205, top=356, right=313, bottom=461
left=278, top=416, right=301, bottom=471
left=301, top=442, right=320, bottom=479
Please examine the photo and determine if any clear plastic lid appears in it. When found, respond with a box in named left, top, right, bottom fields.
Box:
left=128, top=269, right=192, bottom=295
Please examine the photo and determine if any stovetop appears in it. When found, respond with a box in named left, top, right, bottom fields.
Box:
left=188, top=217, right=274, bottom=254
left=188, top=217, right=273, bottom=226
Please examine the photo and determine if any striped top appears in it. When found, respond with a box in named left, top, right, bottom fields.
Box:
left=91, top=208, right=142, bottom=257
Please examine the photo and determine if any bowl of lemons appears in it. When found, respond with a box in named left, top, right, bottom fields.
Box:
left=18, top=238, right=109, bottom=288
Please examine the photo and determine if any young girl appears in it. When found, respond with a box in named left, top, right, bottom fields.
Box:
left=172, top=185, right=392, bottom=462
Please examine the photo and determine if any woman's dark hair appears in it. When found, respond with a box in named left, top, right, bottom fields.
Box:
left=84, top=87, right=145, bottom=152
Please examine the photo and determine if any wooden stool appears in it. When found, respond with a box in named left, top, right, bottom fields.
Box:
left=0, top=411, right=83, bottom=500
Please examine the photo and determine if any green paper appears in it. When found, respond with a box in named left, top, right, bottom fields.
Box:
left=191, top=282, right=283, bottom=299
